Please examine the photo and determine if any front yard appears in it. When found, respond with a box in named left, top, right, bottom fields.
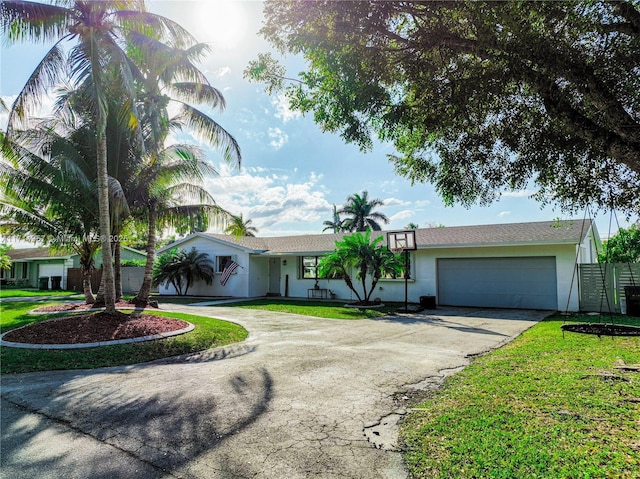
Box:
left=401, top=313, right=640, bottom=478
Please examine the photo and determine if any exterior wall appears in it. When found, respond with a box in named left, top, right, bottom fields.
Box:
left=421, top=244, right=580, bottom=311
left=157, top=237, right=250, bottom=297
left=279, top=244, right=581, bottom=310
left=34, top=259, right=74, bottom=289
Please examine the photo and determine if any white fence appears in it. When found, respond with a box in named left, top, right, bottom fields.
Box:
left=579, top=263, right=640, bottom=313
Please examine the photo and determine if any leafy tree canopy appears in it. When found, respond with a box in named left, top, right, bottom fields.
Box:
left=249, top=1, right=640, bottom=217
left=0, top=243, right=12, bottom=271
left=598, top=223, right=640, bottom=263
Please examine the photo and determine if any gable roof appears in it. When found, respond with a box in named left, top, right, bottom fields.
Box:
left=6, top=248, right=73, bottom=261
left=163, top=219, right=594, bottom=255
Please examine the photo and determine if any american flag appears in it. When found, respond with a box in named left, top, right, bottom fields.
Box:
left=220, top=260, right=240, bottom=286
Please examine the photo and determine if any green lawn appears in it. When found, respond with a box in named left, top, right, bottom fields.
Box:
left=0, top=288, right=78, bottom=298
left=401, top=313, right=640, bottom=479
left=221, top=298, right=399, bottom=319
left=0, top=301, right=248, bottom=374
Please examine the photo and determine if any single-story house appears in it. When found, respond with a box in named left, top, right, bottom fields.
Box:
left=157, top=219, right=600, bottom=311
left=2, top=246, right=146, bottom=289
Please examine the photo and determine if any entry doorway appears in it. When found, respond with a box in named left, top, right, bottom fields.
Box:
left=268, top=258, right=281, bottom=296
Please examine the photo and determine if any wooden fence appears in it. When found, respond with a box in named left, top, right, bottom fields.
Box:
left=66, top=267, right=153, bottom=294
left=579, top=263, right=640, bottom=313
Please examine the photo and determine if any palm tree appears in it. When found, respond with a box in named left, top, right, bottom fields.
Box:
left=0, top=120, right=105, bottom=303
left=405, top=222, right=419, bottom=229
left=339, top=191, right=389, bottom=232
left=225, top=213, right=258, bottom=238
left=152, top=247, right=214, bottom=296
left=1, top=0, right=198, bottom=314
left=322, top=204, right=344, bottom=233
left=318, top=230, right=402, bottom=303
left=128, top=38, right=241, bottom=306
left=130, top=143, right=231, bottom=305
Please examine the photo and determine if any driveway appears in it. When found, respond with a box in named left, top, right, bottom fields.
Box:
left=1, top=305, right=547, bottom=479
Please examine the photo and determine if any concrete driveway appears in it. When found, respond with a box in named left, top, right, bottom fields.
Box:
left=1, top=304, right=547, bottom=479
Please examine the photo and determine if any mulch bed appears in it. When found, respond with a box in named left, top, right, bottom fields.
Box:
left=3, top=311, right=190, bottom=345
left=33, top=300, right=156, bottom=313
left=561, top=323, right=640, bottom=337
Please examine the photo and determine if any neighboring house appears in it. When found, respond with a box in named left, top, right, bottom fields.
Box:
left=157, top=219, right=600, bottom=311
left=2, top=248, right=74, bottom=289
left=3, top=246, right=146, bottom=290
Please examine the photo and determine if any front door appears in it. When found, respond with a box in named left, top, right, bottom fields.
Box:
left=268, top=258, right=281, bottom=296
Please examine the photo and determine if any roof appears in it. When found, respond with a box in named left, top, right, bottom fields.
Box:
left=6, top=248, right=73, bottom=261
left=164, top=219, right=594, bottom=255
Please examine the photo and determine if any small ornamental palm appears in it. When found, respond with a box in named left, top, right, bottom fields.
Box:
left=152, top=247, right=214, bottom=296
left=318, top=230, right=402, bottom=303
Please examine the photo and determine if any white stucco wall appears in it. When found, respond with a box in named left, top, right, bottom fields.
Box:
left=278, top=243, right=584, bottom=311
left=157, top=237, right=251, bottom=297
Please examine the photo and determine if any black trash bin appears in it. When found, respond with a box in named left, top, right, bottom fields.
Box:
left=51, top=275, right=62, bottom=290
left=420, top=295, right=437, bottom=309
left=624, top=286, right=640, bottom=317
left=38, top=276, right=49, bottom=290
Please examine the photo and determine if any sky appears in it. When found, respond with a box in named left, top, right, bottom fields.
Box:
left=0, top=0, right=635, bottom=245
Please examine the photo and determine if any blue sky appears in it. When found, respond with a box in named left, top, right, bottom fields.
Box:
left=1, top=0, right=634, bottom=243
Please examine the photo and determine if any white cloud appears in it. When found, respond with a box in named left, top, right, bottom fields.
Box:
left=389, top=210, right=415, bottom=222
left=414, top=199, right=432, bottom=207
left=216, top=66, right=231, bottom=77
left=205, top=166, right=332, bottom=235
left=383, top=197, right=412, bottom=207
left=272, top=93, right=302, bottom=123
left=268, top=127, right=288, bottom=149
left=498, top=211, right=512, bottom=218
left=501, top=189, right=537, bottom=198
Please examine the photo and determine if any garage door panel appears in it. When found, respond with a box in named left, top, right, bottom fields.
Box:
left=438, top=257, right=557, bottom=310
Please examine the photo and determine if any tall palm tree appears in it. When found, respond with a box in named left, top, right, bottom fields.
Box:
left=128, top=38, right=241, bottom=306
left=225, top=213, right=258, bottom=238
left=0, top=120, right=108, bottom=303
left=339, top=191, right=389, bottom=232
left=130, top=143, right=230, bottom=305
left=1, top=0, right=198, bottom=313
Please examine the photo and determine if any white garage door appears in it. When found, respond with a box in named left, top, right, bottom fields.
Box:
left=38, top=264, right=64, bottom=288
left=437, top=257, right=557, bottom=310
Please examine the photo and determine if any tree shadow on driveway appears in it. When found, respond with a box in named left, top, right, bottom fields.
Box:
left=1, top=365, right=273, bottom=478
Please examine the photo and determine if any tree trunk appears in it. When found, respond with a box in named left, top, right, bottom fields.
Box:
left=96, top=104, right=117, bottom=314
left=133, top=202, right=157, bottom=306
left=81, top=265, right=96, bottom=304
left=114, top=240, right=122, bottom=302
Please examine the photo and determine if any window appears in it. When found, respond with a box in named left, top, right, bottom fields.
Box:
left=9, top=263, right=16, bottom=279
left=382, top=253, right=412, bottom=279
left=301, top=256, right=320, bottom=279
left=21, top=262, right=28, bottom=279
left=216, top=255, right=236, bottom=273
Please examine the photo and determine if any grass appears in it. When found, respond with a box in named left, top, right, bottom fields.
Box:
left=401, top=313, right=640, bottom=479
left=0, top=288, right=78, bottom=298
left=222, top=298, right=400, bottom=319
left=0, top=301, right=248, bottom=374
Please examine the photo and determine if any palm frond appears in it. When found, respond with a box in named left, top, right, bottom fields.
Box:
left=7, top=42, right=66, bottom=129
left=173, top=104, right=241, bottom=167
left=0, top=1, right=73, bottom=44
left=168, top=83, right=226, bottom=110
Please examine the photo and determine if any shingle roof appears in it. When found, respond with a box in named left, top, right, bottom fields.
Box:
left=201, top=219, right=593, bottom=254
left=6, top=248, right=73, bottom=260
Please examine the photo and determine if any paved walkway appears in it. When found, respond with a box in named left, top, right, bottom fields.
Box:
left=1, top=304, right=547, bottom=479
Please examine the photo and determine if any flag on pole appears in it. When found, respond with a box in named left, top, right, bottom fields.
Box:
left=220, top=260, right=240, bottom=286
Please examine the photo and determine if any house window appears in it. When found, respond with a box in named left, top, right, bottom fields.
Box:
left=383, top=253, right=412, bottom=279
left=9, top=263, right=16, bottom=279
left=301, top=256, right=320, bottom=279
left=21, top=263, right=28, bottom=279
left=216, top=255, right=236, bottom=273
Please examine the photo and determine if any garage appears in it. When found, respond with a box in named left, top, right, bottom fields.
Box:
left=38, top=263, right=65, bottom=289
left=437, top=257, right=558, bottom=310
